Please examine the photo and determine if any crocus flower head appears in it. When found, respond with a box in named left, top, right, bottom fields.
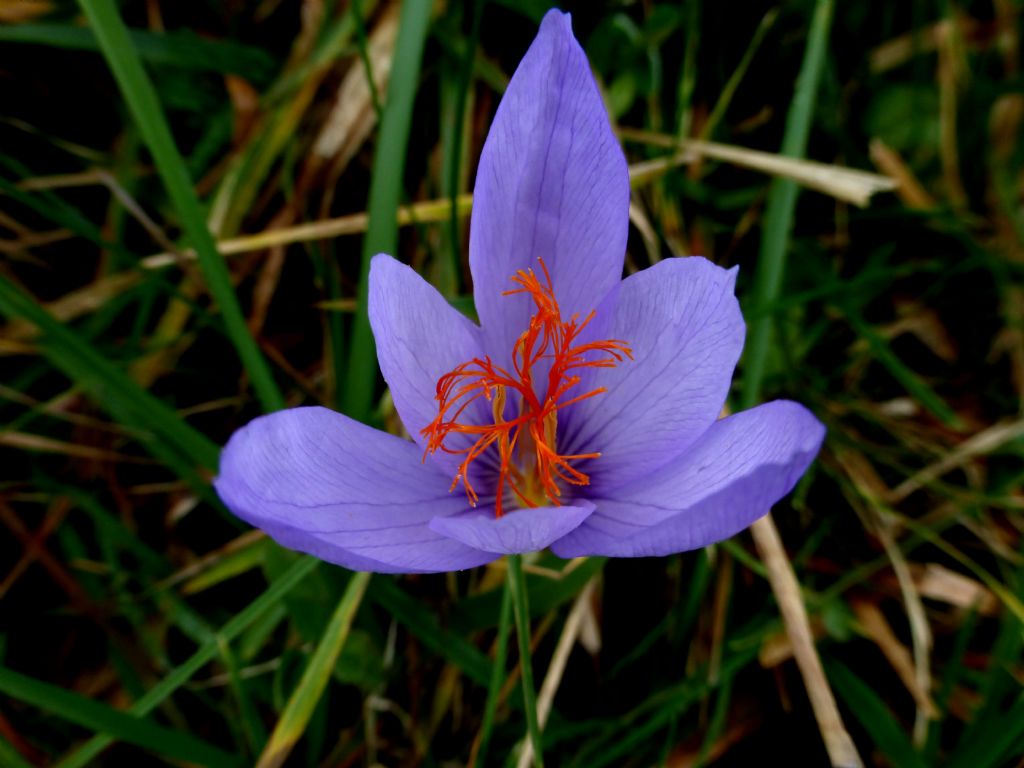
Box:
left=215, top=10, right=825, bottom=574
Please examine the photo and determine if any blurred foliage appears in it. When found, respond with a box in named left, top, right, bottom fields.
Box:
left=0, top=0, right=1022, bottom=766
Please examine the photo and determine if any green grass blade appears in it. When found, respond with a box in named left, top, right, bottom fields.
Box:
left=948, top=697, right=1024, bottom=768
left=441, top=0, right=484, bottom=296
left=182, top=538, right=271, bottom=595
left=352, top=0, right=384, bottom=119
left=949, top=561, right=1024, bottom=757
left=508, top=554, right=545, bottom=768
left=212, top=4, right=364, bottom=235
left=473, top=572, right=513, bottom=768
left=730, top=4, right=862, bottom=766
left=218, top=635, right=268, bottom=756
left=675, top=0, right=699, bottom=140
left=76, top=0, right=284, bottom=413
left=367, top=577, right=493, bottom=685
left=740, top=0, right=835, bottom=409
left=56, top=555, right=319, bottom=768
left=450, top=556, right=606, bottom=633
left=826, top=660, right=928, bottom=768
left=0, top=277, right=219, bottom=474
left=0, top=23, right=278, bottom=80
left=0, top=666, right=243, bottom=768
left=256, top=571, right=370, bottom=768
left=899, top=517, right=1024, bottom=625
left=698, top=9, right=778, bottom=141
left=61, top=486, right=169, bottom=573
left=342, top=0, right=433, bottom=419
left=923, top=607, right=977, bottom=763
left=0, top=172, right=119, bottom=254
left=0, top=734, right=34, bottom=768
left=843, top=308, right=963, bottom=428
left=569, top=650, right=758, bottom=768
left=695, top=667, right=735, bottom=767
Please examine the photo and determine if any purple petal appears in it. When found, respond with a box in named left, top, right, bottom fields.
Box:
left=369, top=254, right=486, bottom=470
left=562, top=257, right=745, bottom=491
left=215, top=407, right=498, bottom=573
left=469, top=10, right=629, bottom=360
left=429, top=501, right=595, bottom=555
left=551, top=401, right=825, bottom=558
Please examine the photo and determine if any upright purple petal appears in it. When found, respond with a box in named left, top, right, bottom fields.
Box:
left=429, top=501, right=595, bottom=555
left=215, top=407, right=498, bottom=573
left=551, top=401, right=825, bottom=558
left=469, top=10, right=629, bottom=360
left=369, top=254, right=486, bottom=471
left=562, top=257, right=745, bottom=491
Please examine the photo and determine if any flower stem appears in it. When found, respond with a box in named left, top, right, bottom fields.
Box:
left=507, top=554, right=545, bottom=768
left=472, top=570, right=513, bottom=767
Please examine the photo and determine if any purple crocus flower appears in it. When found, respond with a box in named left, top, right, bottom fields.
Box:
left=215, top=10, right=824, bottom=574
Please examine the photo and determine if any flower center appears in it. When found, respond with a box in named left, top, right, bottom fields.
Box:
left=420, top=260, right=632, bottom=517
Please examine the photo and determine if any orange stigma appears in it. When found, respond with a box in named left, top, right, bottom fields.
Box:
left=420, top=259, right=632, bottom=516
